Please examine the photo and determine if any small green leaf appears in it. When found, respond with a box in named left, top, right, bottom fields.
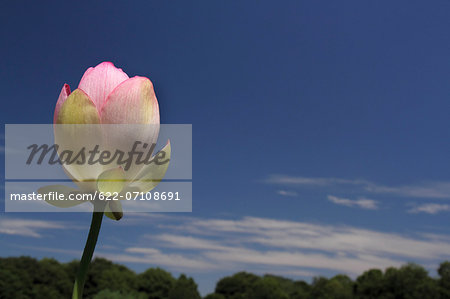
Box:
left=104, top=200, right=123, bottom=221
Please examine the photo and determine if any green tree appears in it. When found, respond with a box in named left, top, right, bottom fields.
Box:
left=81, top=257, right=137, bottom=298
left=383, top=263, right=439, bottom=299
left=0, top=256, right=36, bottom=299
left=204, top=294, right=226, bottom=299
left=168, top=274, right=201, bottom=299
left=2, top=256, right=449, bottom=299
left=32, top=258, right=73, bottom=298
left=136, top=267, right=176, bottom=298
left=263, top=274, right=298, bottom=295
left=327, top=274, right=353, bottom=299
left=439, top=261, right=450, bottom=299
left=0, top=267, right=33, bottom=299
left=215, top=272, right=260, bottom=298
left=310, top=277, right=331, bottom=298
left=290, top=281, right=311, bottom=299
left=0, top=256, right=75, bottom=299
left=249, top=276, right=289, bottom=299
left=93, top=289, right=146, bottom=299
left=310, top=275, right=353, bottom=299
left=355, top=269, right=385, bottom=299
left=93, top=289, right=124, bottom=299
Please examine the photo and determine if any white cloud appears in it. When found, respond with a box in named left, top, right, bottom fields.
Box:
left=101, top=216, right=450, bottom=277
left=266, top=175, right=366, bottom=186
left=0, top=218, right=66, bottom=238
left=327, top=195, right=378, bottom=210
left=11, top=245, right=80, bottom=256
left=101, top=248, right=216, bottom=271
left=366, top=182, right=450, bottom=199
left=277, top=190, right=298, bottom=197
left=153, top=234, right=230, bottom=251
left=266, top=174, right=450, bottom=199
left=183, top=217, right=450, bottom=260
left=408, top=203, right=450, bottom=214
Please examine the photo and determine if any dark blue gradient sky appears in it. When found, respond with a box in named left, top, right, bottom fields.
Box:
left=2, top=1, right=450, bottom=295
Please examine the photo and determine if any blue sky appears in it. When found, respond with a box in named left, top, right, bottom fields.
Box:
left=2, top=0, right=450, bottom=296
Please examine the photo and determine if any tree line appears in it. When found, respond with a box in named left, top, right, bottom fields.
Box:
left=1, top=256, right=449, bottom=298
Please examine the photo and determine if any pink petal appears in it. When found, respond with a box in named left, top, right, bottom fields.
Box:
left=79, top=66, right=94, bottom=84
left=78, top=62, right=129, bottom=110
left=54, top=84, right=71, bottom=124
left=100, top=77, right=160, bottom=183
left=100, top=76, right=159, bottom=124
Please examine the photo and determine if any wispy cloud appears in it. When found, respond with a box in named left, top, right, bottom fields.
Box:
left=408, top=203, right=450, bottom=214
left=265, top=174, right=450, bottom=199
left=99, top=216, right=450, bottom=276
left=0, top=218, right=66, bottom=238
left=122, top=247, right=215, bottom=270
left=11, top=245, right=81, bottom=256
left=277, top=190, right=298, bottom=197
left=327, top=195, right=378, bottom=210
left=265, top=175, right=366, bottom=186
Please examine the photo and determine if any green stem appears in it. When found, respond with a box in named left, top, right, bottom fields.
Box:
left=72, top=203, right=105, bottom=299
